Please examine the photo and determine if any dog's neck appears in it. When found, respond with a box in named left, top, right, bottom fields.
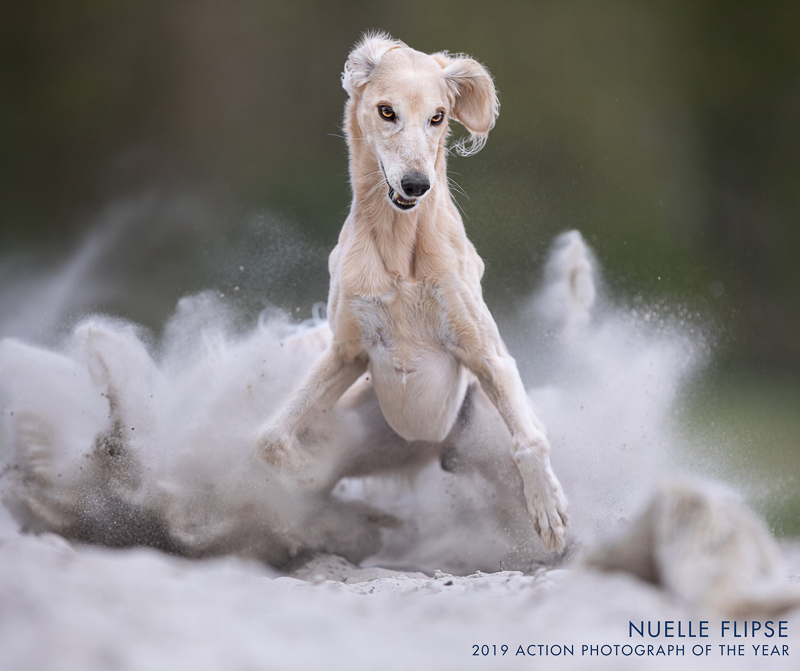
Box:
left=345, top=100, right=456, bottom=280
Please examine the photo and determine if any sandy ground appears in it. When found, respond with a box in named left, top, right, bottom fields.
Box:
left=1, top=503, right=797, bottom=671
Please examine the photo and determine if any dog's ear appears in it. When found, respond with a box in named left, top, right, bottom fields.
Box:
left=435, top=54, right=499, bottom=156
left=342, top=32, right=405, bottom=96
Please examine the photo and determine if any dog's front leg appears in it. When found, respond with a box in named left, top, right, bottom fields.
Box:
left=257, top=345, right=367, bottom=472
left=459, top=344, right=568, bottom=552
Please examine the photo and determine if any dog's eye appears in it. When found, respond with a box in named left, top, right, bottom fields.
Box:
left=431, top=111, right=444, bottom=125
left=378, top=105, right=396, bottom=121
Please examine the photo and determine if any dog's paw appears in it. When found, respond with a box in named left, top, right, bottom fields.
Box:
left=514, top=448, right=569, bottom=553
left=256, top=429, right=309, bottom=473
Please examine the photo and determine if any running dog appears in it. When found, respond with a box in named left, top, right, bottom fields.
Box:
left=257, top=33, right=568, bottom=552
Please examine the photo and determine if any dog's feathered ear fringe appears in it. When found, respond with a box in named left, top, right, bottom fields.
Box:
left=433, top=52, right=499, bottom=157
left=342, top=31, right=405, bottom=96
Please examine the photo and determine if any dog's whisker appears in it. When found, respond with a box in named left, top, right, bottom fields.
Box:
left=453, top=198, right=468, bottom=219
left=355, top=170, right=384, bottom=182
left=328, top=133, right=369, bottom=142
left=328, top=132, right=367, bottom=140
left=446, top=174, right=467, bottom=190
left=450, top=186, right=470, bottom=202
left=359, top=179, right=386, bottom=204
left=447, top=188, right=469, bottom=219
left=446, top=176, right=470, bottom=200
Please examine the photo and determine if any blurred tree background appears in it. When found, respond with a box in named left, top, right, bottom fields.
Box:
left=1, top=0, right=799, bottom=368
left=1, top=0, right=799, bottom=533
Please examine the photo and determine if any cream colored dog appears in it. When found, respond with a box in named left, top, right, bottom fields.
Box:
left=257, top=33, right=568, bottom=552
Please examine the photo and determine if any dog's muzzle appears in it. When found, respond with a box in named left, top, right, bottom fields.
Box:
left=387, top=186, right=418, bottom=210
left=387, top=174, right=431, bottom=211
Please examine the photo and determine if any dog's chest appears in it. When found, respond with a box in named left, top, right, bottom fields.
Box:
left=351, top=280, right=453, bottom=362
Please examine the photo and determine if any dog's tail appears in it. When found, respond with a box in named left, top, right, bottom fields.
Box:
left=535, top=230, right=597, bottom=333
left=581, top=480, right=800, bottom=617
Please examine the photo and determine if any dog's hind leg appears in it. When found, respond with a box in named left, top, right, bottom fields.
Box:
left=441, top=382, right=547, bottom=558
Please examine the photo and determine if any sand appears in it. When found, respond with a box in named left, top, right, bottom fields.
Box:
left=1, top=503, right=797, bottom=671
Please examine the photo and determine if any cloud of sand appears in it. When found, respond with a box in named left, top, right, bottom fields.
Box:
left=0, top=200, right=714, bottom=573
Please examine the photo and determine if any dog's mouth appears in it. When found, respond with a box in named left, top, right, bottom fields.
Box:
left=387, top=186, right=417, bottom=211
left=378, top=158, right=419, bottom=211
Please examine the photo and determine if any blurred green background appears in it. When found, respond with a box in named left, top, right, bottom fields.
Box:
left=1, top=1, right=798, bottom=531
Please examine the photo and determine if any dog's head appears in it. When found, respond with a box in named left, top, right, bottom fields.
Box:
left=342, top=32, right=498, bottom=212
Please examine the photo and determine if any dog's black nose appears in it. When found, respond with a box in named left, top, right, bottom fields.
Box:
left=401, top=173, right=430, bottom=198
